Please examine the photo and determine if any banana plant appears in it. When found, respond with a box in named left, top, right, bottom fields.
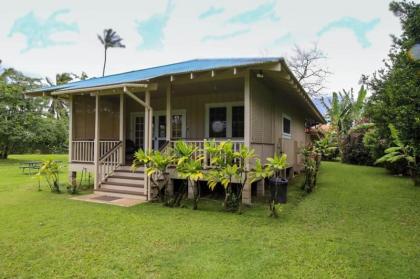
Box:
left=132, top=148, right=175, bottom=203
left=375, top=124, right=418, bottom=186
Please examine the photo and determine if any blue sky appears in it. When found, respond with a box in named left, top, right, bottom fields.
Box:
left=0, top=0, right=401, bottom=93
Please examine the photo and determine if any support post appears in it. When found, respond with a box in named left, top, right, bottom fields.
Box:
left=68, top=95, right=73, bottom=164
left=166, top=84, right=171, bottom=141
left=243, top=71, right=252, bottom=205
left=145, top=91, right=151, bottom=201
left=119, top=93, right=125, bottom=164
left=94, top=94, right=100, bottom=189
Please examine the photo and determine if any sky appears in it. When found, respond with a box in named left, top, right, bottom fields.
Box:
left=0, top=0, right=403, bottom=95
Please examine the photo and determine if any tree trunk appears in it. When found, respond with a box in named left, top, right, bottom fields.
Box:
left=102, top=48, right=107, bottom=77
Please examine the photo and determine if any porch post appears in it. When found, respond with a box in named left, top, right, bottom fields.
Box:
left=94, top=94, right=100, bottom=189
left=68, top=95, right=73, bottom=163
left=144, top=91, right=151, bottom=151
left=68, top=95, right=77, bottom=186
left=165, top=84, right=171, bottom=141
left=243, top=71, right=252, bottom=205
left=119, top=93, right=125, bottom=164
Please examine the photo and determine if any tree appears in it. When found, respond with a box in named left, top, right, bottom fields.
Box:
left=45, top=72, right=88, bottom=119
left=97, top=29, right=125, bottom=76
left=363, top=1, right=420, bottom=155
left=288, top=44, right=331, bottom=97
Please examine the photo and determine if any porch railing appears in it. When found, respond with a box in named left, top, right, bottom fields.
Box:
left=97, top=141, right=123, bottom=185
left=166, top=139, right=244, bottom=169
left=71, top=140, right=120, bottom=163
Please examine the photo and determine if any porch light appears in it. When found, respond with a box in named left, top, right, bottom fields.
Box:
left=256, top=70, right=264, bottom=78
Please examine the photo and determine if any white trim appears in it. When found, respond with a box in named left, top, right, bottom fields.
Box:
left=282, top=113, right=292, bottom=139
left=130, top=110, right=186, bottom=148
left=205, top=101, right=244, bottom=138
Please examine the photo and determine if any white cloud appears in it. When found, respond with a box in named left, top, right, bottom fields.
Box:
left=0, top=0, right=401, bottom=94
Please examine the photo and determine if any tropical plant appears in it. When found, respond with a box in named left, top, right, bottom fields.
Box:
left=206, top=141, right=255, bottom=213
left=132, top=149, right=175, bottom=203
left=314, top=131, right=339, bottom=161
left=97, top=29, right=125, bottom=76
left=301, top=146, right=320, bottom=193
left=251, top=153, right=288, bottom=217
left=173, top=141, right=204, bottom=209
left=36, top=160, right=61, bottom=193
left=375, top=124, right=418, bottom=186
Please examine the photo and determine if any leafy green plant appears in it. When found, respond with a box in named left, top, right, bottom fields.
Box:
left=314, top=131, right=339, bottom=161
left=132, top=149, right=175, bottom=203
left=301, top=146, right=320, bottom=193
left=375, top=124, right=418, bottom=186
left=36, top=160, right=61, bottom=193
left=251, top=154, right=288, bottom=217
left=206, top=141, right=255, bottom=213
left=173, top=141, right=204, bottom=209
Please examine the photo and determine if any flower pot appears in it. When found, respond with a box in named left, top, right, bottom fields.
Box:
left=268, top=177, right=288, bottom=204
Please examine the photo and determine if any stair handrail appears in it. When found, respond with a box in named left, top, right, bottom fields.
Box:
left=98, top=141, right=123, bottom=185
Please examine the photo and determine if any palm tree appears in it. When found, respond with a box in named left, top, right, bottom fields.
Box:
left=97, top=29, right=125, bottom=76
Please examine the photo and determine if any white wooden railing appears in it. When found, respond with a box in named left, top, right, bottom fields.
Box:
left=167, top=139, right=244, bottom=168
left=97, top=141, right=123, bottom=185
left=71, top=140, right=120, bottom=163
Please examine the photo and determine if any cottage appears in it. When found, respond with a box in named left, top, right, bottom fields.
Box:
left=28, top=58, right=325, bottom=203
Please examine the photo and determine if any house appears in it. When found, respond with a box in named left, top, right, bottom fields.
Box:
left=28, top=58, right=325, bottom=204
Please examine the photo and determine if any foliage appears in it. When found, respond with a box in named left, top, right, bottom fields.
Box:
left=301, top=145, right=321, bottom=193
left=314, top=131, right=339, bottom=161
left=175, top=141, right=204, bottom=210
left=206, top=140, right=255, bottom=213
left=341, top=123, right=376, bottom=165
left=375, top=124, right=418, bottom=186
left=132, top=149, right=175, bottom=203
left=363, top=1, right=420, bottom=171
left=251, top=153, right=288, bottom=217
left=0, top=65, right=68, bottom=158
left=97, top=29, right=126, bottom=76
left=36, top=159, right=61, bottom=193
left=321, top=86, right=368, bottom=137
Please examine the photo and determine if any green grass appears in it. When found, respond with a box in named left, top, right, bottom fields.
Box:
left=0, top=155, right=419, bottom=278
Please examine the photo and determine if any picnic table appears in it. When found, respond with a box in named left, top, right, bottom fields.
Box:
left=19, top=161, right=41, bottom=175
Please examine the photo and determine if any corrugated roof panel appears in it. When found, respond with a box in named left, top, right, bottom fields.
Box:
left=33, top=57, right=281, bottom=93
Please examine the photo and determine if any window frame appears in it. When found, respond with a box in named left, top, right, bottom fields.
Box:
left=282, top=113, right=292, bottom=139
left=205, top=102, right=244, bottom=139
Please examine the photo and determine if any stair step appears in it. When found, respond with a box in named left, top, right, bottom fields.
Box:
left=108, top=175, right=144, bottom=181
left=119, top=165, right=144, bottom=171
left=95, top=189, right=147, bottom=200
left=103, top=181, right=144, bottom=188
left=113, top=171, right=144, bottom=178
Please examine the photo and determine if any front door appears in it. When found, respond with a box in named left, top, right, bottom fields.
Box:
left=131, top=110, right=186, bottom=150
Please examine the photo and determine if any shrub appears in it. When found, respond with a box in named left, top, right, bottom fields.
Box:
left=341, top=123, right=375, bottom=165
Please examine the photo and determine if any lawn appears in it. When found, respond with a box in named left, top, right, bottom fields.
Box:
left=0, top=155, right=419, bottom=278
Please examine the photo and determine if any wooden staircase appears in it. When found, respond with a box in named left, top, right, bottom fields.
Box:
left=95, top=166, right=147, bottom=200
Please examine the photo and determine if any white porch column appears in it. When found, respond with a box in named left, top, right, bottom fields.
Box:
left=119, top=93, right=125, bottom=164
left=243, top=71, right=252, bottom=205
left=165, top=85, right=171, bottom=141
left=68, top=95, right=73, bottom=163
left=144, top=91, right=151, bottom=151
left=94, top=94, right=100, bottom=189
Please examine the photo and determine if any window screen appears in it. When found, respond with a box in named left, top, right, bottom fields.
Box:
left=209, top=107, right=227, bottom=138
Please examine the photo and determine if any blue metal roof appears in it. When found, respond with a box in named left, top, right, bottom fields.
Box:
left=34, top=57, right=281, bottom=93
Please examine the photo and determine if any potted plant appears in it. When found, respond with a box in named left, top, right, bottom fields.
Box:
left=252, top=153, right=288, bottom=218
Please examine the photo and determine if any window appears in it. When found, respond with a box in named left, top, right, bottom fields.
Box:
left=172, top=115, right=183, bottom=139
left=206, top=103, right=244, bottom=138
left=209, top=107, right=227, bottom=138
left=282, top=115, right=291, bottom=138
left=232, top=106, right=244, bottom=138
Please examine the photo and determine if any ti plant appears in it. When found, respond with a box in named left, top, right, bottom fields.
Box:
left=251, top=153, right=288, bottom=218
left=132, top=149, right=175, bottom=203
left=205, top=140, right=255, bottom=213
left=173, top=141, right=204, bottom=209
left=375, top=124, right=418, bottom=186
left=301, top=145, right=320, bottom=193
left=36, top=160, right=61, bottom=193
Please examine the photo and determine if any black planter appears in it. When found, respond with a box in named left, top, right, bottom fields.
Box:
left=268, top=177, right=289, bottom=204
